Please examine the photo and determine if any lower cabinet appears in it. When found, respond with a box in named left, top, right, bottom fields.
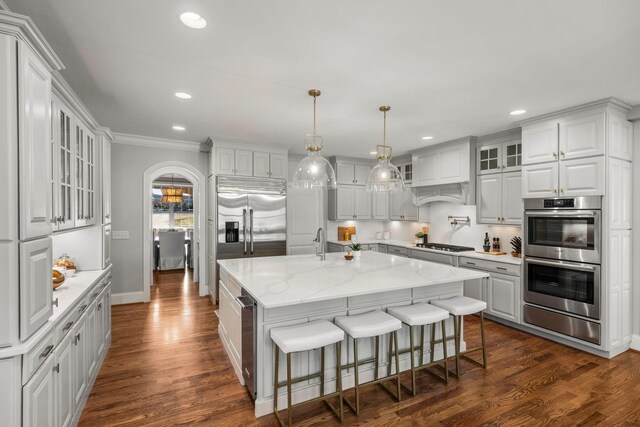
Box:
left=23, top=356, right=56, bottom=427
left=72, top=313, right=88, bottom=409
left=218, top=278, right=242, bottom=379
left=54, top=333, right=74, bottom=427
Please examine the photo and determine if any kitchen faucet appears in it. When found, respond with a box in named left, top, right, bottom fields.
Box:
left=313, top=227, right=326, bottom=261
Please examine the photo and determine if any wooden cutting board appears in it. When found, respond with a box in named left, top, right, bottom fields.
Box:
left=338, top=226, right=356, bottom=241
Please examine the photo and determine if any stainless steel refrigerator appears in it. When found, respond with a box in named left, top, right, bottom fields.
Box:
left=214, top=175, right=286, bottom=301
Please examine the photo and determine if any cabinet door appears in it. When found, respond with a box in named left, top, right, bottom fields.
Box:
left=84, top=130, right=97, bottom=226
left=502, top=140, right=522, bottom=172
left=463, top=277, right=485, bottom=302
left=55, top=333, right=75, bottom=427
left=488, top=273, right=519, bottom=323
left=372, top=192, right=389, bottom=220
left=402, top=188, right=417, bottom=220
left=0, top=243, right=18, bottom=347
left=354, top=164, right=370, bottom=186
left=228, top=296, right=242, bottom=367
left=102, top=136, right=111, bottom=224
left=20, top=237, right=53, bottom=340
left=0, top=35, right=18, bottom=243
left=72, top=315, right=87, bottom=408
left=104, top=287, right=112, bottom=343
left=252, top=152, right=270, bottom=178
left=269, top=153, right=287, bottom=179
left=19, top=42, right=52, bottom=240
left=414, top=152, right=438, bottom=185
left=218, top=282, right=230, bottom=337
left=74, top=123, right=87, bottom=227
left=438, top=144, right=468, bottom=182
left=559, top=112, right=605, bottom=160
left=235, top=150, right=253, bottom=176
left=477, top=143, right=502, bottom=175
left=22, top=356, right=55, bottom=427
left=96, top=292, right=106, bottom=359
left=389, top=190, right=404, bottom=220
left=559, top=156, right=604, bottom=197
left=608, top=158, right=632, bottom=230
left=521, top=163, right=558, bottom=199
left=502, top=172, right=523, bottom=225
left=477, top=174, right=502, bottom=224
left=354, top=187, right=372, bottom=219
left=86, top=302, right=98, bottom=379
left=336, top=163, right=354, bottom=185
left=608, top=114, right=633, bottom=161
left=335, top=185, right=355, bottom=219
left=216, top=147, right=235, bottom=175
left=286, top=187, right=321, bottom=255
left=521, top=122, right=558, bottom=165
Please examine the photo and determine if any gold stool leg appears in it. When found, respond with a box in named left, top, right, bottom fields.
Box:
left=374, top=335, right=380, bottom=381
left=441, top=319, right=449, bottom=384
left=454, top=316, right=461, bottom=378
left=409, top=325, right=416, bottom=396
left=336, top=341, right=343, bottom=422
left=274, top=345, right=280, bottom=419
left=286, top=353, right=293, bottom=427
left=480, top=311, right=487, bottom=368
left=354, top=337, right=360, bottom=416
left=420, top=325, right=425, bottom=366
left=429, top=323, right=436, bottom=364
left=394, top=331, right=401, bottom=402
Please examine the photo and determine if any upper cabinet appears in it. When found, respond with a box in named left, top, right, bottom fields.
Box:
left=328, top=158, right=375, bottom=220
left=520, top=100, right=631, bottom=198
left=477, top=139, right=522, bottom=174
left=211, top=143, right=288, bottom=179
left=73, top=122, right=96, bottom=227
left=100, top=131, right=112, bottom=225
left=412, top=137, right=474, bottom=187
left=51, top=98, right=75, bottom=231
left=389, top=188, right=417, bottom=221
left=18, top=40, right=53, bottom=241
left=336, top=162, right=370, bottom=186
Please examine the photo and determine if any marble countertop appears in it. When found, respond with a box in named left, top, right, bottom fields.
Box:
left=218, top=252, right=489, bottom=309
left=327, top=239, right=522, bottom=265
left=0, top=267, right=111, bottom=358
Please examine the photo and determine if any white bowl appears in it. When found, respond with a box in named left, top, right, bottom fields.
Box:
left=65, top=269, right=76, bottom=277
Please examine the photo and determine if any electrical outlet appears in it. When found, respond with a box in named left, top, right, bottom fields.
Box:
left=112, top=231, right=130, bottom=240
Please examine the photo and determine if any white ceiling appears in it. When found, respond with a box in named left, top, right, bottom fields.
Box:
left=6, top=0, right=640, bottom=157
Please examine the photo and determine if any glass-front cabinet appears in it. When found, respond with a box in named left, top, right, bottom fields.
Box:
left=75, top=123, right=97, bottom=227
left=51, top=97, right=75, bottom=231
left=478, top=140, right=522, bottom=174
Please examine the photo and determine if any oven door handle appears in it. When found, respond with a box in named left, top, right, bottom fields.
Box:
left=525, top=210, right=597, bottom=217
left=526, top=258, right=597, bottom=272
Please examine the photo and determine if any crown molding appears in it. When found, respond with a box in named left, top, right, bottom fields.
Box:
left=51, top=70, right=104, bottom=131
left=0, top=1, right=10, bottom=11
left=95, top=127, right=114, bottom=142
left=113, top=132, right=202, bottom=152
left=208, top=136, right=289, bottom=152
left=408, top=135, right=477, bottom=155
left=0, top=10, right=64, bottom=71
left=477, top=127, right=521, bottom=144
left=516, top=97, right=632, bottom=126
left=627, top=105, right=640, bottom=122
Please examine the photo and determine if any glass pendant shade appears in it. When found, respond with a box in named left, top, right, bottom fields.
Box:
left=366, top=158, right=405, bottom=192
left=292, top=89, right=337, bottom=190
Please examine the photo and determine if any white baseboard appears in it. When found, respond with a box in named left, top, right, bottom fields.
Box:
left=112, top=291, right=144, bottom=305
left=631, top=334, right=640, bottom=351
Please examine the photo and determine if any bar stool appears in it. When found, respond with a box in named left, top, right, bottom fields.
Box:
left=387, top=303, right=450, bottom=395
left=431, top=296, right=487, bottom=378
left=334, top=310, right=402, bottom=415
left=271, top=320, right=345, bottom=426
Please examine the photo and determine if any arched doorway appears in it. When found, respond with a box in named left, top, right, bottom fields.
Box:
left=142, top=161, right=207, bottom=302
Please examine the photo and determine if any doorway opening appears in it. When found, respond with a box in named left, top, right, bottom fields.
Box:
left=143, top=162, right=207, bottom=302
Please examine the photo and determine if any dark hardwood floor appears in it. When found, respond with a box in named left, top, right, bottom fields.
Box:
left=80, top=271, right=640, bottom=426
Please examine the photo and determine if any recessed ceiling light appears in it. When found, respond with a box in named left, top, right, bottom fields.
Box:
left=510, top=109, right=526, bottom=116
left=180, top=12, right=207, bottom=29
left=175, top=92, right=192, bottom=99
left=370, top=151, right=378, bottom=155
left=172, top=125, right=186, bottom=131
left=421, top=136, right=433, bottom=140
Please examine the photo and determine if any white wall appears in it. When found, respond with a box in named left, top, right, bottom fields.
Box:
left=631, top=118, right=640, bottom=340
left=52, top=226, right=103, bottom=271
left=110, top=141, right=207, bottom=299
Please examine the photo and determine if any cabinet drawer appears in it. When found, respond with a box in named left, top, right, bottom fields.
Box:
left=410, top=250, right=455, bottom=266
left=458, top=257, right=520, bottom=276
left=220, top=268, right=242, bottom=298
left=22, top=332, right=55, bottom=384
left=54, top=305, right=79, bottom=346
left=387, top=245, right=409, bottom=257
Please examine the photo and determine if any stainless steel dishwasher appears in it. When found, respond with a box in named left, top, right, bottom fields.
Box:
left=237, top=292, right=257, bottom=400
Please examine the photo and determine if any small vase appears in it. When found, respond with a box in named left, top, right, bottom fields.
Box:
left=352, top=251, right=361, bottom=259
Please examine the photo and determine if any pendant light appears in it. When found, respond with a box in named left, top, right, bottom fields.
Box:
left=292, top=89, right=337, bottom=190
left=365, top=106, right=405, bottom=192
left=161, top=174, right=185, bottom=204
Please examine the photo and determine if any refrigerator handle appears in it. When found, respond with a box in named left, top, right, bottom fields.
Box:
left=243, top=208, right=247, bottom=255
left=250, top=209, right=254, bottom=254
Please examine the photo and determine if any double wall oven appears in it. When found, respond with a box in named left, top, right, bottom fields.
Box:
left=523, top=196, right=602, bottom=345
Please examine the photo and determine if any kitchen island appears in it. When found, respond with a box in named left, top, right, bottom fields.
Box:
left=217, top=251, right=489, bottom=417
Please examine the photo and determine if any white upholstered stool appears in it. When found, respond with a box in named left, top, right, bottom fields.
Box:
left=431, top=296, right=488, bottom=378
left=334, top=310, right=403, bottom=415
left=387, top=303, right=450, bottom=395
left=271, top=320, right=345, bottom=426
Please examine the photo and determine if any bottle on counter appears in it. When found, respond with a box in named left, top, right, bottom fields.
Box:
left=496, top=238, right=501, bottom=252
left=483, top=233, right=491, bottom=252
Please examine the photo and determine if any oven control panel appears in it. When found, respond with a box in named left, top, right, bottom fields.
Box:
left=543, top=198, right=575, bottom=208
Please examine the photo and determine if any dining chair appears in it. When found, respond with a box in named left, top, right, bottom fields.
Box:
left=158, top=230, right=186, bottom=270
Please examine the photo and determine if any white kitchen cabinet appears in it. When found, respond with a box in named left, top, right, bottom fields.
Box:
left=558, top=156, right=605, bottom=197
left=235, top=150, right=253, bottom=176
left=521, top=162, right=559, bottom=199
left=334, top=186, right=355, bottom=219
left=0, top=243, right=18, bottom=347
left=22, top=356, right=56, bottom=427
left=502, top=172, right=523, bottom=225
left=0, top=35, right=18, bottom=243
left=253, top=152, right=286, bottom=179
left=393, top=162, right=413, bottom=184
left=354, top=187, right=372, bottom=219
left=286, top=187, right=322, bottom=255
left=372, top=192, right=389, bottom=220
left=412, top=139, right=472, bottom=187
left=335, top=161, right=371, bottom=186
left=101, top=132, right=111, bottom=224
left=51, top=97, right=75, bottom=230
left=477, top=174, right=501, bottom=224
left=389, top=188, right=417, bottom=220
left=72, top=313, right=87, bottom=409
left=74, top=123, right=89, bottom=227
left=54, top=333, right=75, bottom=427
left=329, top=185, right=372, bottom=220
left=463, top=278, right=484, bottom=302
left=559, top=112, right=605, bottom=160
left=521, top=122, right=559, bottom=165
left=19, top=40, right=52, bottom=241
left=608, top=158, right=632, bottom=230
left=354, top=164, right=370, bottom=185
left=477, top=143, right=501, bottom=174
left=20, top=237, right=53, bottom=341
left=86, top=302, right=98, bottom=380
left=103, top=286, right=112, bottom=344
left=216, top=147, right=253, bottom=176
left=487, top=273, right=520, bottom=323
left=608, top=113, right=633, bottom=161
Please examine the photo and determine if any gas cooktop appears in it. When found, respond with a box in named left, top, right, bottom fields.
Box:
left=415, top=243, right=475, bottom=252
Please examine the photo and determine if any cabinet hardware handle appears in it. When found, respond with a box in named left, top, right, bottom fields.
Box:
left=560, top=188, right=564, bottom=194
left=76, top=333, right=81, bottom=343
left=63, top=321, right=74, bottom=331
left=91, top=292, right=99, bottom=299
left=98, top=303, right=102, bottom=310
left=53, top=363, right=60, bottom=374
left=52, top=298, right=59, bottom=308
left=466, top=262, right=476, bottom=265
left=553, top=188, right=558, bottom=194
left=79, top=304, right=88, bottom=313
left=497, top=217, right=500, bottom=221
left=40, top=345, right=54, bottom=359
left=496, top=267, right=508, bottom=271
left=105, top=214, right=110, bottom=219
left=560, top=150, right=565, bottom=157
left=552, top=152, right=557, bottom=158
left=501, top=217, right=505, bottom=221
